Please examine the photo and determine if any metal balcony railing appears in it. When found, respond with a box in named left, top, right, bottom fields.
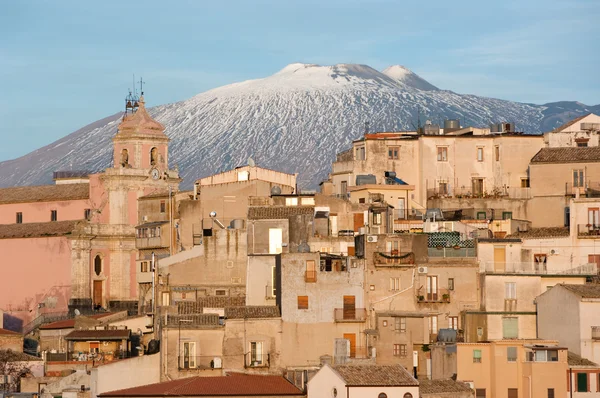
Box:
left=482, top=261, right=597, bottom=275
left=178, top=356, right=223, bottom=370
left=417, top=288, right=451, bottom=303
left=374, top=251, right=415, bottom=266
left=244, top=352, right=270, bottom=368
left=334, top=308, right=367, bottom=322
left=46, top=351, right=131, bottom=363
left=578, top=224, right=600, bottom=237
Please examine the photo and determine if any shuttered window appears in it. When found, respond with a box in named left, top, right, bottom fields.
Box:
left=547, top=388, right=555, bottom=398
left=475, top=389, right=486, bottom=398
left=577, top=373, right=588, bottom=392
left=508, top=389, right=518, bottom=398
left=503, top=317, right=519, bottom=339
left=297, top=296, right=308, bottom=310
left=507, top=347, right=517, bottom=362
left=473, top=349, right=482, bottom=363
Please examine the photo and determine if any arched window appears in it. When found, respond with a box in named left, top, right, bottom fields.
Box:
left=403, top=394, right=413, bottom=398
left=378, top=394, right=387, bottom=398
left=94, top=255, right=102, bottom=276
left=120, top=148, right=129, bottom=167
left=150, top=147, right=158, bottom=166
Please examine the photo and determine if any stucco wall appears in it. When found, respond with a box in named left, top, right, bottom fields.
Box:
left=537, top=286, right=583, bottom=356
left=90, top=353, right=160, bottom=398
left=0, top=199, right=90, bottom=225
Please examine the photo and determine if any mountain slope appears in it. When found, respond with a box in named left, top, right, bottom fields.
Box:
left=0, top=63, right=597, bottom=189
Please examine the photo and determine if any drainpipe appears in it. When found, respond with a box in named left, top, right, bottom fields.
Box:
left=570, top=367, right=573, bottom=398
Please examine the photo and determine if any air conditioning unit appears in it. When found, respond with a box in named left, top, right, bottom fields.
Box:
left=418, top=266, right=428, bottom=274
left=367, top=235, right=378, bottom=243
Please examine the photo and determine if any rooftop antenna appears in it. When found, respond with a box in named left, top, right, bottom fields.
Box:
left=364, top=121, right=370, bottom=135
left=139, top=76, right=145, bottom=97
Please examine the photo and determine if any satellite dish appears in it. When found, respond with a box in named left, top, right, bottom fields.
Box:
left=248, top=157, right=256, bottom=167
left=74, top=309, right=81, bottom=316
left=271, top=186, right=282, bottom=195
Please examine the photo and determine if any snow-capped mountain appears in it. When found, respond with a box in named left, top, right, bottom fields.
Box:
left=1, top=63, right=598, bottom=189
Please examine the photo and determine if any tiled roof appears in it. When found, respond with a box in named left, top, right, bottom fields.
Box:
left=0, top=349, right=42, bottom=362
left=0, top=183, right=89, bottom=204
left=177, top=297, right=247, bottom=315
left=0, top=328, right=21, bottom=336
left=0, top=220, right=80, bottom=239
left=561, top=284, right=600, bottom=299
left=550, top=113, right=591, bottom=133
left=64, top=329, right=130, bottom=341
left=531, top=147, right=600, bottom=164
left=419, top=379, right=473, bottom=394
left=248, top=206, right=313, bottom=220
left=568, top=351, right=598, bottom=367
left=225, top=306, right=280, bottom=319
left=333, top=364, right=418, bottom=386
left=40, top=313, right=115, bottom=330
left=98, top=374, right=304, bottom=397
left=506, top=227, right=570, bottom=239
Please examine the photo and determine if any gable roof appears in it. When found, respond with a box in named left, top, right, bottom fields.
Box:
left=568, top=351, right=598, bottom=367
left=98, top=374, right=303, bottom=397
left=550, top=113, right=591, bottom=133
left=0, top=183, right=89, bottom=204
left=225, top=306, right=281, bottom=319
left=332, top=364, right=418, bottom=387
left=560, top=284, right=600, bottom=299
left=64, top=329, right=130, bottom=341
left=0, top=220, right=80, bottom=239
left=248, top=206, right=313, bottom=220
left=530, top=147, right=600, bottom=164
left=40, top=313, right=116, bottom=330
left=419, top=379, right=473, bottom=394
left=0, top=328, right=21, bottom=336
left=506, top=227, right=570, bottom=239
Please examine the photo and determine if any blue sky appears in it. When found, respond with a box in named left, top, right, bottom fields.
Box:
left=0, top=0, right=598, bottom=161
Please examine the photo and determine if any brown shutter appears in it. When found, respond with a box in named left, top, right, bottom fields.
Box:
left=353, top=213, right=364, bottom=232
left=297, top=296, right=308, bottom=310
left=343, top=295, right=356, bottom=320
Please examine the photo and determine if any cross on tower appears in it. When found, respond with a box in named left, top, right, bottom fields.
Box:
left=139, top=77, right=145, bottom=96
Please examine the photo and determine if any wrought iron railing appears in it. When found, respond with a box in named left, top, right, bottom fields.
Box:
left=244, top=352, right=270, bottom=368
left=178, top=356, right=223, bottom=370
left=417, top=288, right=451, bottom=303
left=482, top=261, right=597, bottom=275
left=334, top=308, right=367, bottom=322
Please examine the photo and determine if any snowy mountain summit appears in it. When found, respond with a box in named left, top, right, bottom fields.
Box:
left=0, top=63, right=596, bottom=189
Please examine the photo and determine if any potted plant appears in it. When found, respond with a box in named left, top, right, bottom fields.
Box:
left=442, top=293, right=450, bottom=302
left=417, top=295, right=425, bottom=302
left=453, top=244, right=461, bottom=250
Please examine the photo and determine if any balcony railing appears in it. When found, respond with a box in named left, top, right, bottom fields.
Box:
left=305, top=270, right=317, bottom=283
left=592, top=326, right=600, bottom=340
left=578, top=224, right=600, bottom=237
left=135, top=236, right=166, bottom=249
left=334, top=308, right=367, bottom=322
left=244, top=352, right=270, bottom=368
left=428, top=247, right=477, bottom=258
left=178, top=356, right=223, bottom=370
left=374, top=251, right=415, bottom=266
left=417, top=288, right=451, bottom=303
left=46, top=351, right=131, bottom=363
left=566, top=182, right=600, bottom=197
left=482, top=262, right=597, bottom=275
left=427, top=186, right=531, bottom=200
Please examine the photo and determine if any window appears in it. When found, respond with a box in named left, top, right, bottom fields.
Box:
left=477, top=211, right=487, bottom=220
left=84, top=208, right=91, bottom=220
left=215, top=289, right=227, bottom=296
left=507, top=389, right=518, bottom=398
left=50, top=210, right=57, bottom=222
left=534, top=254, right=547, bottom=272
left=16, top=212, right=22, bottom=224
left=341, top=181, right=348, bottom=196
left=181, top=342, right=196, bottom=369
left=372, top=212, right=382, bottom=225
left=388, top=146, right=399, bottom=160
left=472, top=178, right=484, bottom=195
left=379, top=394, right=387, bottom=398
left=268, top=228, right=283, bottom=254
left=573, top=169, right=585, bottom=188
left=355, top=147, right=366, bottom=160
left=507, top=346, right=517, bottom=362
left=382, top=320, right=388, bottom=327
left=527, top=349, right=559, bottom=362
left=426, top=275, right=438, bottom=301
left=577, top=372, right=588, bottom=392
left=399, top=344, right=407, bottom=357
left=305, top=260, right=316, bottom=283
left=237, top=171, right=249, bottom=181
left=285, top=197, right=298, bottom=206
left=390, top=277, right=400, bottom=291
left=94, top=255, right=102, bottom=276
left=140, top=261, right=149, bottom=273
left=429, top=316, right=438, bottom=334
left=477, top=147, right=484, bottom=162
left=448, top=316, right=458, bottom=330
left=589, top=208, right=599, bottom=227
left=160, top=200, right=166, bottom=213
left=393, top=344, right=406, bottom=356
left=495, top=146, right=500, bottom=161
left=503, top=317, right=518, bottom=339
left=250, top=341, right=264, bottom=365
left=395, top=317, right=406, bottom=332
left=297, top=296, right=308, bottom=310
left=448, top=278, right=454, bottom=290
left=475, top=389, right=486, bottom=398
left=502, top=211, right=512, bottom=220
left=547, top=388, right=554, bottom=398
left=521, top=178, right=530, bottom=188
left=271, top=266, right=277, bottom=297
left=505, top=282, right=516, bottom=299
left=301, top=197, right=315, bottom=205
left=437, top=147, right=448, bottom=161
left=473, top=349, right=482, bottom=363
left=438, top=182, right=448, bottom=195
left=359, top=198, right=366, bottom=204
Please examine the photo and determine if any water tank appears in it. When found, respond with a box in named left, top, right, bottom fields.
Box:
left=437, top=328, right=457, bottom=343
left=423, top=124, right=440, bottom=135
left=385, top=171, right=396, bottom=179
left=356, top=174, right=376, bottom=186
left=229, top=219, right=245, bottom=230
left=444, top=119, right=460, bottom=130
left=271, top=186, right=282, bottom=195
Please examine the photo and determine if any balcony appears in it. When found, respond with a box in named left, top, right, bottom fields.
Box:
left=135, top=236, right=165, bottom=249
left=244, top=352, right=270, bottom=368
left=46, top=351, right=130, bottom=363
left=578, top=224, right=600, bottom=238
left=374, top=251, right=415, bottom=267
left=305, top=270, right=317, bottom=283
left=427, top=186, right=531, bottom=200
left=136, top=270, right=153, bottom=284
left=428, top=246, right=476, bottom=258
left=417, top=288, right=451, bottom=303
left=592, top=326, right=600, bottom=340
left=565, top=182, right=600, bottom=197
left=482, top=261, right=597, bottom=275
left=178, top=356, right=223, bottom=370
left=334, top=308, right=367, bottom=323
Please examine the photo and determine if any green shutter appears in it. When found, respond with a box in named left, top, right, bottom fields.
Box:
left=577, top=372, right=588, bottom=392
left=503, top=318, right=518, bottom=339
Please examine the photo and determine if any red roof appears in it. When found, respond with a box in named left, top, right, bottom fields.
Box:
left=0, top=328, right=21, bottom=336
left=99, top=374, right=304, bottom=397
left=39, top=313, right=115, bottom=330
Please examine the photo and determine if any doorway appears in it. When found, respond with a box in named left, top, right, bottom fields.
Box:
left=93, top=280, right=103, bottom=308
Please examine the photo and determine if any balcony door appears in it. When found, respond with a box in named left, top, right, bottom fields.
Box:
left=182, top=342, right=196, bottom=369
left=472, top=178, right=484, bottom=196
left=250, top=341, right=263, bottom=365
left=93, top=280, right=103, bottom=307
left=343, top=333, right=356, bottom=358
left=426, top=276, right=438, bottom=301
left=343, top=295, right=356, bottom=320
left=589, top=208, right=599, bottom=227
left=494, top=246, right=506, bottom=272
left=397, top=199, right=405, bottom=219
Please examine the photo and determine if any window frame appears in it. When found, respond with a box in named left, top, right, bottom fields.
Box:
left=437, top=146, right=448, bottom=162
left=573, top=169, right=585, bottom=188
left=160, top=200, right=166, bottom=213
left=50, top=209, right=57, bottom=222
left=477, top=147, right=484, bottom=162
left=473, top=349, right=482, bottom=363
left=495, top=145, right=500, bottom=161
left=297, top=295, right=309, bottom=310
left=505, top=282, right=517, bottom=299
left=16, top=212, right=23, bottom=224
left=507, top=346, right=517, bottom=362
left=448, top=278, right=454, bottom=291
left=388, top=146, right=400, bottom=160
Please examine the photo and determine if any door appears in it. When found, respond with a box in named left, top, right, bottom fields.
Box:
left=589, top=255, right=600, bottom=269
left=343, top=295, right=356, bottom=320
left=353, top=213, right=364, bottom=232
left=268, top=228, right=283, bottom=254
left=426, top=276, right=438, bottom=301
left=397, top=198, right=405, bottom=219
left=472, top=178, right=484, bottom=196
left=182, top=342, right=196, bottom=368
left=343, top=333, right=356, bottom=358
left=250, top=341, right=263, bottom=365
left=93, top=280, right=103, bottom=307
left=589, top=208, right=599, bottom=228
left=494, top=246, right=506, bottom=272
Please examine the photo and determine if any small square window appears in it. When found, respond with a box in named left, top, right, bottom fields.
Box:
left=502, top=211, right=513, bottom=220
left=473, top=349, right=482, bottom=363
left=50, top=210, right=57, bottom=222
left=388, top=146, right=399, bottom=160
left=297, top=295, right=308, bottom=310
left=448, top=278, right=454, bottom=290
left=160, top=200, right=166, bottom=213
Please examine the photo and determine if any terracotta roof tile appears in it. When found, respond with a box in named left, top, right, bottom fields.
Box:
left=0, top=220, right=80, bottom=239
left=531, top=147, right=600, bottom=164
left=568, top=351, right=598, bottom=367
left=177, top=297, right=246, bottom=315
left=419, top=379, right=473, bottom=394
left=560, top=284, right=600, bottom=299
left=0, top=183, right=89, bottom=204
left=225, top=306, right=280, bottom=319
left=0, top=349, right=42, bottom=362
left=40, top=313, right=115, bottom=330
left=506, top=227, right=570, bottom=239
left=98, top=374, right=303, bottom=397
left=248, top=206, right=313, bottom=220
left=333, top=364, right=418, bottom=386
left=64, top=329, right=130, bottom=340
left=0, top=328, right=21, bottom=336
